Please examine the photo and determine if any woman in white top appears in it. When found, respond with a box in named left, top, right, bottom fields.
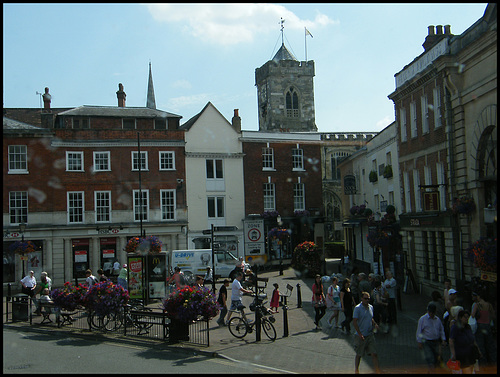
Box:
left=326, top=276, right=341, bottom=328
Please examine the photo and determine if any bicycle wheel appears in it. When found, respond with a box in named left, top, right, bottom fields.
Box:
left=104, top=311, right=122, bottom=332
left=228, top=317, right=248, bottom=338
left=88, top=311, right=102, bottom=330
left=262, top=318, right=277, bottom=341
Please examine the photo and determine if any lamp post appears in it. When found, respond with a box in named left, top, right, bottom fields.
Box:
left=19, top=223, right=26, bottom=276
left=277, top=216, right=283, bottom=276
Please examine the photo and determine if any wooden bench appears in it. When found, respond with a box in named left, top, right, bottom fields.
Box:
left=246, top=277, right=268, bottom=296
left=39, top=302, right=77, bottom=327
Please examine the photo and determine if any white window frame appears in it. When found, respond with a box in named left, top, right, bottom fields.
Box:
left=293, top=182, right=305, bottom=211
left=262, top=147, right=275, bottom=170
left=133, top=189, right=149, bottom=222
left=8, top=145, right=28, bottom=173
left=67, top=191, right=85, bottom=224
left=404, top=171, right=411, bottom=212
left=263, top=182, right=276, bottom=211
left=410, top=101, right=417, bottom=138
left=159, top=151, right=175, bottom=171
left=421, top=95, right=429, bottom=134
left=132, top=151, right=148, bottom=171
left=66, top=151, right=84, bottom=172
left=207, top=196, right=225, bottom=219
left=160, top=189, right=176, bottom=221
left=433, top=87, right=442, bottom=129
left=292, top=147, right=304, bottom=171
left=400, top=108, right=407, bottom=142
left=436, top=162, right=446, bottom=211
left=9, top=191, right=28, bottom=224
left=413, top=170, right=422, bottom=212
left=93, top=151, right=111, bottom=172
left=95, top=191, right=111, bottom=223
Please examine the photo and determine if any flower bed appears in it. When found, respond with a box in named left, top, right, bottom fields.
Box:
left=50, top=282, right=88, bottom=311
left=82, top=280, right=129, bottom=316
left=291, top=241, right=321, bottom=276
left=162, top=286, right=219, bottom=323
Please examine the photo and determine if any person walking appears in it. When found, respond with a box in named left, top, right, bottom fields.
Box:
left=471, top=291, right=496, bottom=370
left=97, top=268, right=108, bottom=282
left=372, top=280, right=388, bottom=333
left=342, top=250, right=351, bottom=276
left=383, top=270, right=397, bottom=328
left=416, top=303, right=447, bottom=373
left=167, top=266, right=185, bottom=290
left=449, top=309, right=482, bottom=374
left=340, top=277, right=356, bottom=335
left=326, top=276, right=341, bottom=328
left=85, top=269, right=99, bottom=288
left=216, top=279, right=230, bottom=326
left=312, top=274, right=326, bottom=330
left=428, top=290, right=446, bottom=322
left=353, top=291, right=380, bottom=374
left=112, top=260, right=121, bottom=276
left=117, top=264, right=128, bottom=290
left=350, top=267, right=360, bottom=304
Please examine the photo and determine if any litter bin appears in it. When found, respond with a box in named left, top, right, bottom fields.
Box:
left=12, top=297, right=29, bottom=321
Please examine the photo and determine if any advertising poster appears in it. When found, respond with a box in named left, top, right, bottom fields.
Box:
left=147, top=253, right=166, bottom=299
left=128, top=256, right=144, bottom=299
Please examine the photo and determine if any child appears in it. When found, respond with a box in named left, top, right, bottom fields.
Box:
left=270, top=283, right=280, bottom=313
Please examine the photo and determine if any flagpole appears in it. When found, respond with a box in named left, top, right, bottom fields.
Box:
left=304, top=27, right=307, bottom=61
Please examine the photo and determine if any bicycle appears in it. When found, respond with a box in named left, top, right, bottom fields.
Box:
left=228, top=298, right=276, bottom=341
left=88, top=299, right=153, bottom=332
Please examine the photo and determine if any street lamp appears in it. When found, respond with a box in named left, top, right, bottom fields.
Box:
left=277, top=215, right=283, bottom=276
left=19, top=223, right=26, bottom=276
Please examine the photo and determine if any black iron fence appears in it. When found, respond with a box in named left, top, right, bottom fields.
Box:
left=4, top=295, right=210, bottom=347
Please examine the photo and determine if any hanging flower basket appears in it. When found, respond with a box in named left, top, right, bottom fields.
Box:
left=81, top=280, right=129, bottom=316
left=291, top=241, right=321, bottom=276
left=367, top=228, right=390, bottom=249
left=466, top=237, right=497, bottom=273
left=369, top=170, right=378, bottom=183
left=294, top=210, right=310, bottom=217
left=452, top=196, right=476, bottom=215
left=350, top=204, right=366, bottom=217
left=267, top=227, right=289, bottom=241
left=125, top=236, right=162, bottom=254
left=262, top=210, right=280, bottom=219
left=383, top=165, right=393, bottom=179
left=162, top=286, right=219, bottom=323
left=9, top=240, right=36, bottom=255
left=50, top=282, right=88, bottom=311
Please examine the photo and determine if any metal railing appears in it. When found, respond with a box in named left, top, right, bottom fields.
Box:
left=4, top=297, right=209, bottom=347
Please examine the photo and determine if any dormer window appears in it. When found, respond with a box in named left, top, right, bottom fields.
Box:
left=123, top=118, right=136, bottom=129
left=72, top=118, right=89, bottom=129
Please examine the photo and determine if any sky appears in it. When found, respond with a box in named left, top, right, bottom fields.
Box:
left=3, top=3, right=488, bottom=133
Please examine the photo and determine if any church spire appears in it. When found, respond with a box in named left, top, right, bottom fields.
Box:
left=146, top=61, right=156, bottom=109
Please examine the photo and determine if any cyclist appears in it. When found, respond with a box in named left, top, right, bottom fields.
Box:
left=226, top=271, right=252, bottom=325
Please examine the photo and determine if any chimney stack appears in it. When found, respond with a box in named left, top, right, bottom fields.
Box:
left=42, top=87, right=51, bottom=111
left=116, top=83, right=126, bottom=107
left=422, top=25, right=452, bottom=52
left=232, top=109, right=241, bottom=132
left=444, top=25, right=451, bottom=35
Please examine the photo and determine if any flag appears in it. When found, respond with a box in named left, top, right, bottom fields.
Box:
left=305, top=27, right=313, bottom=38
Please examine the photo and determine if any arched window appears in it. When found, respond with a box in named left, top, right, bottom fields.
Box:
left=285, top=87, right=299, bottom=118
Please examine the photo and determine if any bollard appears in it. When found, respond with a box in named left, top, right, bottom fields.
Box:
left=283, top=305, right=289, bottom=337
left=255, top=302, right=262, bottom=342
left=296, top=283, right=302, bottom=308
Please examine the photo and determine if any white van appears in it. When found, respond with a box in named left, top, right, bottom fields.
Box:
left=170, top=249, right=238, bottom=279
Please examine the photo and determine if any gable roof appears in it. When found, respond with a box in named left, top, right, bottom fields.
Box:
left=180, top=102, right=231, bottom=131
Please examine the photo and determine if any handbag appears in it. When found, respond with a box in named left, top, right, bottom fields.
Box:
left=447, top=358, right=461, bottom=371
left=468, top=315, right=478, bottom=334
